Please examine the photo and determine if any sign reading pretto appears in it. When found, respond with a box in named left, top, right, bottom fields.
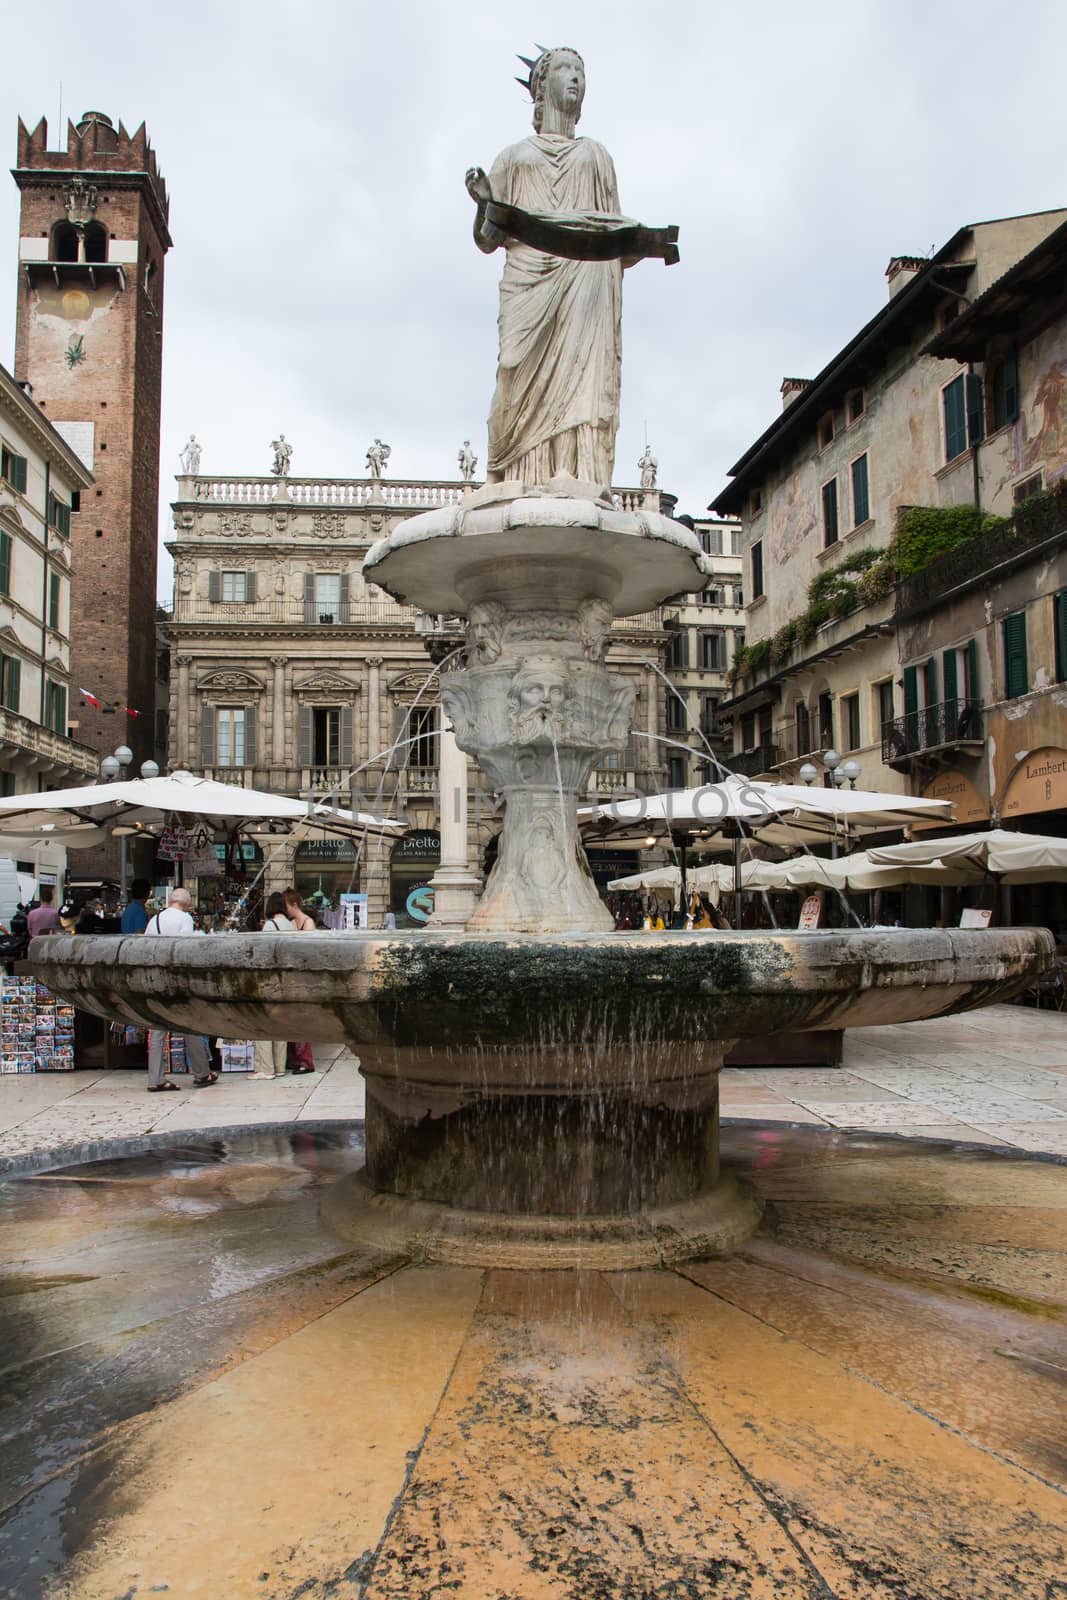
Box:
left=913, top=769, right=989, bottom=831
left=1002, top=747, right=1067, bottom=818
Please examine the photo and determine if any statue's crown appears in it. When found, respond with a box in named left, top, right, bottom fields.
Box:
left=515, top=44, right=550, bottom=96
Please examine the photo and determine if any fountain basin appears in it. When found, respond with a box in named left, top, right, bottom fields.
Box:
left=32, top=927, right=1052, bottom=1265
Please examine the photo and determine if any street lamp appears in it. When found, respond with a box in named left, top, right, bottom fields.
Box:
left=840, top=758, right=861, bottom=789
left=798, top=761, right=818, bottom=786
left=140, top=759, right=160, bottom=779
left=99, top=754, right=121, bottom=781
left=100, top=746, right=135, bottom=901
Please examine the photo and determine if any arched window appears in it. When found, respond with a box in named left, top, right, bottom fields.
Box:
left=84, top=222, right=108, bottom=263
left=52, top=222, right=80, bottom=262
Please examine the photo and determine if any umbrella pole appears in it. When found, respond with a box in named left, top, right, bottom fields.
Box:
left=679, top=834, right=688, bottom=903
left=733, top=831, right=742, bottom=929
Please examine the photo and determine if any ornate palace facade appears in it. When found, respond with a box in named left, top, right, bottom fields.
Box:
left=166, top=470, right=673, bottom=923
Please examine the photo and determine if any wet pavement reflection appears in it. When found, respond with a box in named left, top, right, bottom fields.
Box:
left=0, top=1124, right=1064, bottom=1598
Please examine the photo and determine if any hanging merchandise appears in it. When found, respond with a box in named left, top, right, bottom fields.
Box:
left=157, top=821, right=189, bottom=862
left=184, top=823, right=221, bottom=878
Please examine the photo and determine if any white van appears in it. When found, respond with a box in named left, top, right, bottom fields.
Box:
left=0, top=856, right=22, bottom=928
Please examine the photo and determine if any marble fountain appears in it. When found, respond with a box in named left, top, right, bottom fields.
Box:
left=16, top=46, right=1065, bottom=1598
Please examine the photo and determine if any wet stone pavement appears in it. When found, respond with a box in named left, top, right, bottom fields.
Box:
left=0, top=1108, right=1064, bottom=1597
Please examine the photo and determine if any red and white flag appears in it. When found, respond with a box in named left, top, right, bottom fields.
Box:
left=124, top=706, right=140, bottom=718
left=79, top=688, right=101, bottom=709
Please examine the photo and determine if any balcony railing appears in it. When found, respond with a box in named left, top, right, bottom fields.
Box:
left=0, top=709, right=98, bottom=779
left=896, top=507, right=1067, bottom=619
left=178, top=474, right=657, bottom=514
left=729, top=744, right=782, bottom=776
left=170, top=599, right=420, bottom=627
left=882, top=698, right=984, bottom=763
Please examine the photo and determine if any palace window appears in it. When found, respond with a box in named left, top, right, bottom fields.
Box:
left=750, top=540, right=764, bottom=600
left=1055, top=591, right=1067, bottom=684
left=208, top=570, right=257, bottom=604
left=699, top=631, right=726, bottom=672
left=46, top=492, right=71, bottom=537
left=43, top=680, right=66, bottom=735
left=0, top=532, right=11, bottom=596
left=48, top=573, right=60, bottom=631
left=990, top=348, right=1019, bottom=431
left=303, top=571, right=351, bottom=624
left=875, top=680, right=894, bottom=740
left=215, top=707, right=246, bottom=767
left=817, top=691, right=834, bottom=750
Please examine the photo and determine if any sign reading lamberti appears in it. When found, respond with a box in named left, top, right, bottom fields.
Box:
left=914, top=769, right=988, bottom=831
left=1002, top=747, right=1067, bottom=818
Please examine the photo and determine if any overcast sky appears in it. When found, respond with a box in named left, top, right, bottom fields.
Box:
left=3, top=0, right=1066, bottom=601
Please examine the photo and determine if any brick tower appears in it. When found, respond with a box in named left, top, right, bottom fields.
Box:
left=12, top=110, right=171, bottom=770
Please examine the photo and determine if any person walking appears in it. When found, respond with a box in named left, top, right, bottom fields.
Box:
left=282, top=888, right=317, bottom=1074
left=144, top=888, right=218, bottom=1093
left=248, top=893, right=293, bottom=1079
left=121, top=878, right=152, bottom=934
left=26, top=887, right=61, bottom=937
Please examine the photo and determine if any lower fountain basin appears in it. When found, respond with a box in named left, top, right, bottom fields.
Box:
left=32, top=927, right=1052, bottom=1266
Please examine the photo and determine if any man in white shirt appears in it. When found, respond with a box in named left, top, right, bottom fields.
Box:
left=143, top=889, right=218, bottom=1092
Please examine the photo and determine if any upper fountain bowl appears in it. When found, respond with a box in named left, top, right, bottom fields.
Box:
left=362, top=488, right=708, bottom=617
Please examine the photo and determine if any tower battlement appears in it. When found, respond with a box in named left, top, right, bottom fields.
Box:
left=15, top=112, right=169, bottom=223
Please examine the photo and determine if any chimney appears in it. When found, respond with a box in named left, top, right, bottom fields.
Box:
left=780, top=377, right=810, bottom=411
left=886, top=255, right=928, bottom=298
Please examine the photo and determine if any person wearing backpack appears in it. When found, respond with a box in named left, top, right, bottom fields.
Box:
left=143, top=889, right=218, bottom=1092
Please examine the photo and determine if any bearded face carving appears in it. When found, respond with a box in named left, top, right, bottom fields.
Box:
left=507, top=658, right=571, bottom=745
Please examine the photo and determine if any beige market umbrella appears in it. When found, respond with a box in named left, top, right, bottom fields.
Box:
left=868, top=827, right=1067, bottom=885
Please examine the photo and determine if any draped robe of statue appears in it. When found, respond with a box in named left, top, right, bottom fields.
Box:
left=485, top=134, right=626, bottom=488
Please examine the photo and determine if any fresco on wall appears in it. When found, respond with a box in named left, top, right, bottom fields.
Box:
left=1024, top=358, right=1067, bottom=479
left=769, top=467, right=817, bottom=568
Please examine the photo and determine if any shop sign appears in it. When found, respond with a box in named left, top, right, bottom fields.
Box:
left=393, top=831, right=440, bottom=863
left=295, top=837, right=357, bottom=860
left=1001, top=746, right=1067, bottom=818
left=913, top=769, right=989, bottom=831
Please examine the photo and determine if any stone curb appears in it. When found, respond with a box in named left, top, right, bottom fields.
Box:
left=0, top=1118, right=366, bottom=1178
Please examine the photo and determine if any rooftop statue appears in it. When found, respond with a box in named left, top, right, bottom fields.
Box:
left=466, top=47, right=678, bottom=492
left=270, top=434, right=292, bottom=477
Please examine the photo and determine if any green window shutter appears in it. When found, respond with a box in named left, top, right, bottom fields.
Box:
left=1054, top=591, right=1067, bottom=683
left=242, top=705, right=257, bottom=767
left=1003, top=611, right=1028, bottom=698
left=923, top=659, right=939, bottom=709
left=0, top=532, right=11, bottom=596
left=200, top=706, right=217, bottom=768
left=208, top=570, right=221, bottom=604
left=1003, top=348, right=1019, bottom=423
left=903, top=665, right=919, bottom=750
left=297, top=705, right=313, bottom=768
left=56, top=501, right=71, bottom=537
left=244, top=570, right=257, bottom=604
left=46, top=490, right=55, bottom=527
left=966, top=636, right=979, bottom=699
left=966, top=372, right=984, bottom=447
left=340, top=704, right=354, bottom=767
left=941, top=649, right=958, bottom=705
left=339, top=573, right=351, bottom=623
left=5, top=656, right=20, bottom=714
left=821, top=478, right=838, bottom=547
left=10, top=455, right=27, bottom=494
left=851, top=454, right=869, bottom=526
left=943, top=377, right=968, bottom=461
left=55, top=684, right=66, bottom=734
left=49, top=573, right=60, bottom=630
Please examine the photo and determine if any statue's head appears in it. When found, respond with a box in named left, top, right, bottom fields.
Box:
left=529, top=48, right=585, bottom=132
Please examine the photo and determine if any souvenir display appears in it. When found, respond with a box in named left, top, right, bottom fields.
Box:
left=0, top=976, right=76, bottom=1072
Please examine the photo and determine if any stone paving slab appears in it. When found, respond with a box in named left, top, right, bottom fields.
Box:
left=0, top=1007, right=1066, bottom=1168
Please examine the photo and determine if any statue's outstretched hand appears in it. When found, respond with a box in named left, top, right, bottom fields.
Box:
left=465, top=167, right=492, bottom=205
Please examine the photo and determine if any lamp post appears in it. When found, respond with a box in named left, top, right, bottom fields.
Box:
left=798, top=751, right=862, bottom=858
left=100, top=745, right=135, bottom=901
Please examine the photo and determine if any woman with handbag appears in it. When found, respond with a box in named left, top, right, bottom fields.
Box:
left=248, top=894, right=294, bottom=1079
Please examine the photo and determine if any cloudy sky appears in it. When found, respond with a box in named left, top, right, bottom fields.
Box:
left=3, top=0, right=1066, bottom=600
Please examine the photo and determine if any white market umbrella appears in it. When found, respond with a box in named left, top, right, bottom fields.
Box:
left=0, top=768, right=403, bottom=840
left=868, top=827, right=1067, bottom=885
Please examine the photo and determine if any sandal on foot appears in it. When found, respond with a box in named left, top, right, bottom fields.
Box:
left=191, top=1072, right=220, bottom=1088
left=147, top=1080, right=182, bottom=1093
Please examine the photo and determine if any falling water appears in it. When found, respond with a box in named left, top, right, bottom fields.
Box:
left=547, top=722, right=574, bottom=918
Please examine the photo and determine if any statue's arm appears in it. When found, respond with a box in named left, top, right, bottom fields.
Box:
left=466, top=165, right=504, bottom=254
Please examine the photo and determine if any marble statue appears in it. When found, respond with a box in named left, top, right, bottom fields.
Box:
left=366, top=439, right=391, bottom=478
left=270, top=434, right=293, bottom=477
left=458, top=439, right=478, bottom=482
left=638, top=445, right=658, bottom=490
left=179, top=434, right=201, bottom=474
left=466, top=47, right=678, bottom=491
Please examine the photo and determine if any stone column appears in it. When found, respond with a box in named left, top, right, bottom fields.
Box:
left=271, top=656, right=287, bottom=767
left=427, top=717, right=481, bottom=928
left=175, top=657, right=190, bottom=766
left=646, top=666, right=659, bottom=746
left=366, top=656, right=383, bottom=763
